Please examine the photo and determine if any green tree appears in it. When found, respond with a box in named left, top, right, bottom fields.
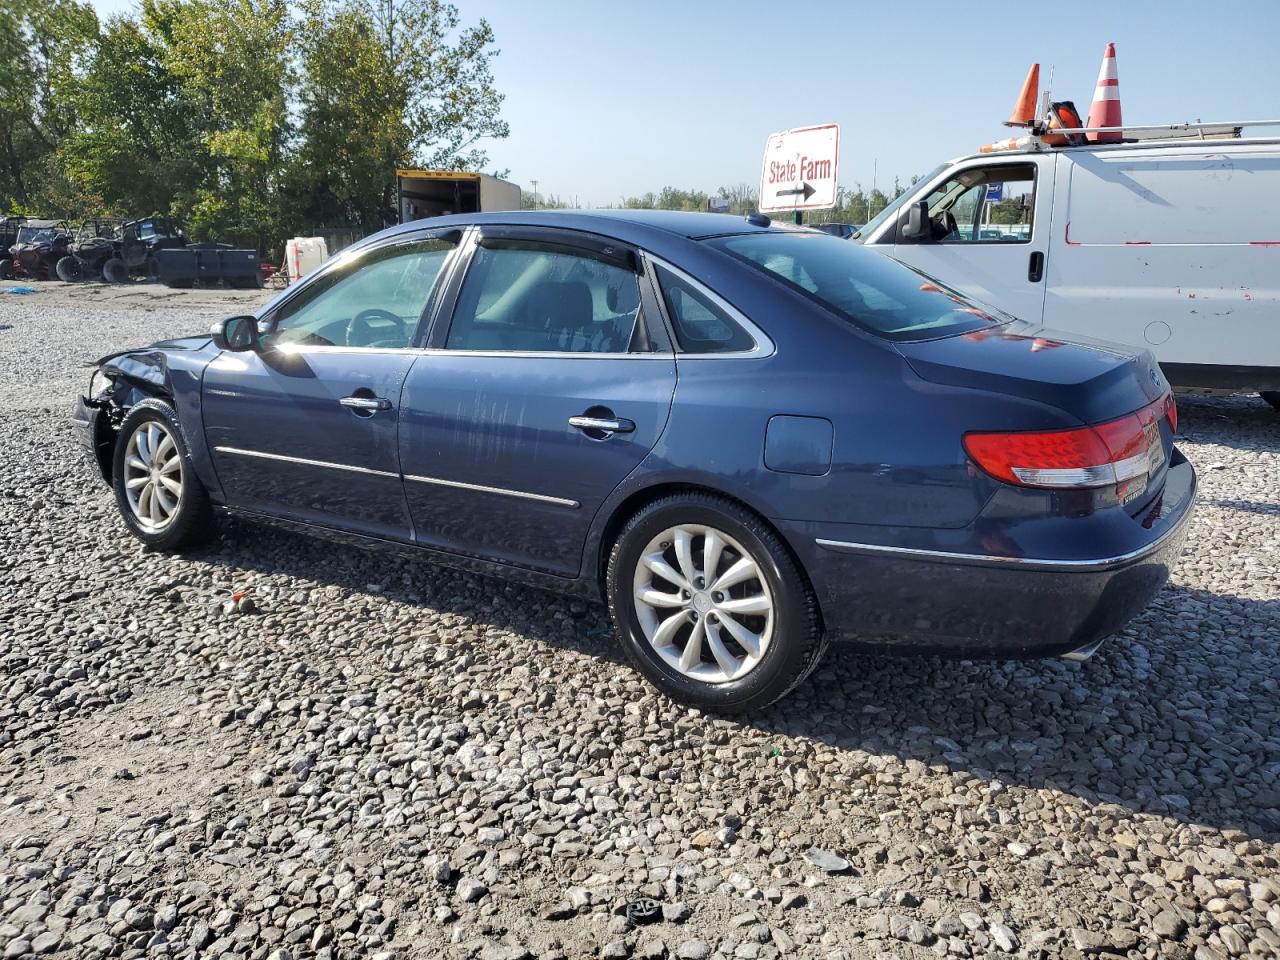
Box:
left=0, top=0, right=99, bottom=208
left=293, top=0, right=509, bottom=229
left=160, top=0, right=294, bottom=248
left=60, top=12, right=197, bottom=217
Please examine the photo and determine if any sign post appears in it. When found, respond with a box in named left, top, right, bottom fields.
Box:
left=759, top=124, right=840, bottom=223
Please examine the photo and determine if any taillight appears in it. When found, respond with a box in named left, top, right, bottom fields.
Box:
left=964, top=394, right=1174, bottom=498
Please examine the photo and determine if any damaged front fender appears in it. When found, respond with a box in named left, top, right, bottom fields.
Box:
left=73, top=334, right=224, bottom=498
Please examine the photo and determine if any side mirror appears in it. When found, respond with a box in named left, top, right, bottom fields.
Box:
left=901, top=200, right=931, bottom=242
left=211, top=315, right=260, bottom=352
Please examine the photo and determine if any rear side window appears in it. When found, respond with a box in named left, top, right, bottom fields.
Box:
left=654, top=265, right=755, bottom=353
left=446, top=243, right=641, bottom=353
left=708, top=232, right=1008, bottom=341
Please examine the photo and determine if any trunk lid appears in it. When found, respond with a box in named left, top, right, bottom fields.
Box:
left=894, top=323, right=1168, bottom=425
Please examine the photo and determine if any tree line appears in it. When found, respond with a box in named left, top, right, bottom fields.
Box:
left=0, top=0, right=508, bottom=254
left=527, top=180, right=917, bottom=226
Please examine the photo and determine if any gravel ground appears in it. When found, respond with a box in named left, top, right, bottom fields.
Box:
left=1, top=282, right=1277, bottom=960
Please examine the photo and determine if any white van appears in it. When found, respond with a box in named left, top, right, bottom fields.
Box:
left=854, top=137, right=1280, bottom=410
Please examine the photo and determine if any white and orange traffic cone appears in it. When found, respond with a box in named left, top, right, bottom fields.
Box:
left=1085, top=42, right=1122, bottom=142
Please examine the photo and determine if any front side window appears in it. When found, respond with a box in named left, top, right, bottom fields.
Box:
left=917, top=163, right=1036, bottom=244
left=709, top=232, right=1010, bottom=341
left=655, top=265, right=755, bottom=353
left=269, top=237, right=455, bottom=349
left=446, top=242, right=641, bottom=353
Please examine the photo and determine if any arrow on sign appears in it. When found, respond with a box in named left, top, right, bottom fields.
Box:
left=775, top=182, right=816, bottom=201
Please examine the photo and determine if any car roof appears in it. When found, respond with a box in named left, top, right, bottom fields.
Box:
left=377, top=208, right=784, bottom=244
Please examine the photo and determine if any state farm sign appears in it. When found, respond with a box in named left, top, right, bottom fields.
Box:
left=759, top=123, right=840, bottom=213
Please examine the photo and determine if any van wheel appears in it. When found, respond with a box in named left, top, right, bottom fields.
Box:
left=1261, top=392, right=1280, bottom=413
left=606, top=493, right=827, bottom=714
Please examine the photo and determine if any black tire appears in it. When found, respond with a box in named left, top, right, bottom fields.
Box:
left=1261, top=391, right=1280, bottom=413
left=55, top=256, right=84, bottom=283
left=102, top=258, right=129, bottom=284
left=606, top=492, right=827, bottom=714
left=111, top=398, right=214, bottom=551
left=144, top=255, right=160, bottom=282
left=0, top=259, right=13, bottom=280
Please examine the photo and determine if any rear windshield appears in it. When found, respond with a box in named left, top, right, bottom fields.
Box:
left=708, top=231, right=1010, bottom=341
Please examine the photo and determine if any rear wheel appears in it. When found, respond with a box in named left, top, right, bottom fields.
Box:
left=607, top=493, right=826, bottom=713
left=55, top=256, right=84, bottom=282
left=1261, top=392, right=1280, bottom=413
left=111, top=399, right=213, bottom=551
left=102, top=258, right=128, bottom=284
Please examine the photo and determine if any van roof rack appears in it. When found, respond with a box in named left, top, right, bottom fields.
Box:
left=989, top=119, right=1280, bottom=154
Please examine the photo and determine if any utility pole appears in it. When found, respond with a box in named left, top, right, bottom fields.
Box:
left=867, top=158, right=877, bottom=223
left=531, top=179, right=539, bottom=210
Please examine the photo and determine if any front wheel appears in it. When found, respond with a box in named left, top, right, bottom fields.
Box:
left=102, top=258, right=128, bottom=284
left=606, top=493, right=826, bottom=714
left=55, top=256, right=84, bottom=282
left=1261, top=391, right=1280, bottom=413
left=112, top=399, right=214, bottom=551
left=0, top=259, right=13, bottom=280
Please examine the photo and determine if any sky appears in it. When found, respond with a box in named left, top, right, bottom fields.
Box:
left=86, top=0, right=1280, bottom=207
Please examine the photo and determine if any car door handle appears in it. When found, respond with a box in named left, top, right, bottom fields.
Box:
left=569, top=415, right=635, bottom=434
left=1028, top=250, right=1045, bottom=283
left=340, top=396, right=392, bottom=412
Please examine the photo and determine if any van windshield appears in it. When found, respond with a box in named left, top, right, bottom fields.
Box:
left=852, top=163, right=949, bottom=241
left=708, top=231, right=1011, bottom=341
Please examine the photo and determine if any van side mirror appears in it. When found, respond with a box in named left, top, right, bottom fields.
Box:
left=901, top=200, right=931, bottom=242
left=211, top=315, right=260, bottom=352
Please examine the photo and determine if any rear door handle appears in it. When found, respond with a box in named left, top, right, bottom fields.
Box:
left=1028, top=250, right=1045, bottom=283
left=340, top=396, right=392, bottom=412
left=569, top=415, right=635, bottom=434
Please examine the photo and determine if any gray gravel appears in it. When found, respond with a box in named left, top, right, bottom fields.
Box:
left=1, top=282, right=1278, bottom=960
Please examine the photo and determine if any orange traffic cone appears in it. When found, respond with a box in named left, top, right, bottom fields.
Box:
left=1085, top=43, right=1122, bottom=142
left=1005, top=63, right=1040, bottom=127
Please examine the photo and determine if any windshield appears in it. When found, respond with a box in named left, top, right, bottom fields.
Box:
left=16, top=227, right=56, bottom=244
left=852, top=163, right=949, bottom=241
left=708, top=231, right=1011, bottom=341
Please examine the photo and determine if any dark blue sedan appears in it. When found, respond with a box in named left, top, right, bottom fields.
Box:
left=74, top=211, right=1196, bottom=712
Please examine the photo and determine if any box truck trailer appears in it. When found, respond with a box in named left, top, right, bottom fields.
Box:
left=396, top=170, right=521, bottom=223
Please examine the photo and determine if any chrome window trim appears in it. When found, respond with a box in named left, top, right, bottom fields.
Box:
left=641, top=253, right=775, bottom=359
left=403, top=473, right=579, bottom=509
left=213, top=446, right=400, bottom=479
left=416, top=348, right=670, bottom=361
left=815, top=515, right=1187, bottom=573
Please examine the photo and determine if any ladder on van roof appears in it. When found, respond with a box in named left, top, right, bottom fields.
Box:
left=1018, top=118, right=1280, bottom=152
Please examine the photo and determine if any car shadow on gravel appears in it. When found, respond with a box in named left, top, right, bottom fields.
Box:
left=765, top=583, right=1280, bottom=843
left=1174, top=394, right=1280, bottom=454
left=199, top=517, right=1278, bottom=844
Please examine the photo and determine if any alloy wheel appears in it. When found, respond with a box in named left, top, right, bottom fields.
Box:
left=631, top=523, right=774, bottom=684
left=123, top=421, right=183, bottom=532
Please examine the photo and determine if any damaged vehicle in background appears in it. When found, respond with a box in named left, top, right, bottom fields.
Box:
left=1, top=219, right=72, bottom=280
left=56, top=216, right=188, bottom=283
left=73, top=210, right=1196, bottom=713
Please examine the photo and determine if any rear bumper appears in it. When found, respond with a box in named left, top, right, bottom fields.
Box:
left=789, top=454, right=1197, bottom=658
